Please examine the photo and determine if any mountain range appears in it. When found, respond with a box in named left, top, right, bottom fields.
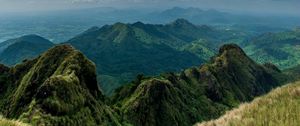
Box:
left=1, top=7, right=299, bottom=43
left=65, top=20, right=204, bottom=94
left=147, top=7, right=300, bottom=28
left=1, top=19, right=300, bottom=96
left=0, top=6, right=299, bottom=125
left=64, top=18, right=267, bottom=95
left=0, top=43, right=289, bottom=125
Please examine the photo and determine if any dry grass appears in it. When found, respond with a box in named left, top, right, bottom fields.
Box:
left=196, top=81, right=300, bottom=126
left=0, top=115, right=29, bottom=126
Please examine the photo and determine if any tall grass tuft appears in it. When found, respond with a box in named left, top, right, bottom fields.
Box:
left=0, top=115, right=29, bottom=126
left=196, top=81, right=300, bottom=126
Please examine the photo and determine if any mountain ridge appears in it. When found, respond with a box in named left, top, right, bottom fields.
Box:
left=112, top=44, right=286, bottom=126
left=0, top=43, right=291, bottom=126
left=65, top=19, right=216, bottom=94
left=1, top=19, right=297, bottom=96
left=0, top=44, right=120, bottom=125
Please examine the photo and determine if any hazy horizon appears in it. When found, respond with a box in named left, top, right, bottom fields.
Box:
left=0, top=0, right=299, bottom=17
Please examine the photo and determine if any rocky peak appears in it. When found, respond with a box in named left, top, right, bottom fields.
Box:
left=219, top=44, right=245, bottom=55
left=0, top=44, right=120, bottom=125
left=171, top=18, right=195, bottom=27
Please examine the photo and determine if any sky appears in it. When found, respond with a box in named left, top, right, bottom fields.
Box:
left=0, top=0, right=299, bottom=16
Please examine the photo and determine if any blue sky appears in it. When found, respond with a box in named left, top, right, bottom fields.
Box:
left=0, top=0, right=299, bottom=16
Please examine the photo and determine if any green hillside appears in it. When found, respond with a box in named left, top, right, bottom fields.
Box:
left=181, top=39, right=216, bottom=60
left=0, top=45, right=120, bottom=125
left=0, top=20, right=254, bottom=95
left=1, top=20, right=299, bottom=98
left=65, top=19, right=211, bottom=95
left=197, top=80, right=300, bottom=126
left=0, top=43, right=291, bottom=126
left=112, top=44, right=287, bottom=126
left=0, top=35, right=54, bottom=65
left=244, top=29, right=300, bottom=69
left=66, top=19, right=248, bottom=95
left=0, top=34, right=51, bottom=53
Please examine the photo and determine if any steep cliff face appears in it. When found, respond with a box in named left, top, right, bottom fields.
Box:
left=112, top=44, right=286, bottom=126
left=0, top=45, right=120, bottom=126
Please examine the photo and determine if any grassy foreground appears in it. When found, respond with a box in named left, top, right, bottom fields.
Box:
left=196, top=81, right=300, bottom=126
left=0, top=115, right=29, bottom=126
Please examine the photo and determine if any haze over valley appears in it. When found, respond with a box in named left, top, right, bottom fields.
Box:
left=0, top=0, right=300, bottom=125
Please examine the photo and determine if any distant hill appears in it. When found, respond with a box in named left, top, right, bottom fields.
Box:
left=0, top=35, right=51, bottom=53
left=1, top=6, right=299, bottom=44
left=197, top=80, right=300, bottom=126
left=0, top=39, right=16, bottom=54
left=65, top=19, right=251, bottom=95
left=112, top=44, right=286, bottom=126
left=0, top=35, right=54, bottom=65
left=147, top=7, right=300, bottom=29
left=148, top=7, right=231, bottom=25
left=65, top=19, right=227, bottom=95
left=243, top=29, right=300, bottom=69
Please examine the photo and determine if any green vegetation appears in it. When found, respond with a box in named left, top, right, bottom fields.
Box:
left=1, top=20, right=300, bottom=96
left=0, top=43, right=293, bottom=126
left=284, top=65, right=300, bottom=80
left=244, top=29, right=300, bottom=69
left=197, top=80, right=300, bottom=126
left=4, top=20, right=294, bottom=97
left=112, top=44, right=287, bottom=126
left=0, top=19, right=300, bottom=126
left=181, top=39, right=216, bottom=60
left=0, top=45, right=121, bottom=125
left=65, top=19, right=209, bottom=95
left=0, top=115, right=29, bottom=126
left=66, top=19, right=249, bottom=95
left=0, top=35, right=54, bottom=66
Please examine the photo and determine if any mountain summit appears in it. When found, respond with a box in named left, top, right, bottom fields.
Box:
left=112, top=44, right=286, bottom=126
left=0, top=45, right=120, bottom=125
